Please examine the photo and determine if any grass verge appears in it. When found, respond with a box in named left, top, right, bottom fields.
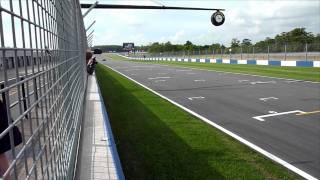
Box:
left=95, top=63, right=298, bottom=179
left=102, top=53, right=320, bottom=82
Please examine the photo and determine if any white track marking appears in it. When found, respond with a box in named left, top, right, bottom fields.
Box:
left=285, top=80, right=301, bottom=83
left=250, top=81, right=276, bottom=85
left=194, top=80, right=206, bottom=82
left=187, top=96, right=205, bottom=100
left=148, top=77, right=171, bottom=80
left=253, top=110, right=305, bottom=122
left=104, top=63, right=318, bottom=180
left=132, top=65, right=154, bottom=68
left=113, top=66, right=128, bottom=69
left=238, top=80, right=249, bottom=83
left=154, top=80, right=166, bottom=83
left=125, top=69, right=141, bottom=71
left=259, top=97, right=279, bottom=102
left=155, top=64, right=320, bottom=84
left=268, top=111, right=278, bottom=114
left=176, top=69, right=192, bottom=72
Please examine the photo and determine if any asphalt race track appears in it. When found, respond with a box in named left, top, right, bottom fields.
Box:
left=100, top=58, right=320, bottom=179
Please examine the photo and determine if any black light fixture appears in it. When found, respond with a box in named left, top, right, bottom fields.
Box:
left=211, top=11, right=225, bottom=26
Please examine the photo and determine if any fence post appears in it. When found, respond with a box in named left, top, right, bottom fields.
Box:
left=220, top=48, right=223, bottom=59
left=0, top=84, right=6, bottom=106
left=20, top=77, right=28, bottom=119
left=212, top=49, right=215, bottom=59
left=284, top=43, right=287, bottom=61
left=305, top=43, right=308, bottom=61
left=267, top=45, right=270, bottom=60
left=240, top=46, right=243, bottom=60
left=253, top=46, right=255, bottom=60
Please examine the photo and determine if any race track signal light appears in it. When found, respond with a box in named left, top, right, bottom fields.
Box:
left=211, top=11, right=225, bottom=26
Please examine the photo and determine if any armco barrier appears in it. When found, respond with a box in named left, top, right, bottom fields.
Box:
left=269, top=60, right=281, bottom=66
left=296, top=61, right=313, bottom=67
left=230, top=59, right=238, bottom=64
left=247, top=60, right=257, bottom=65
left=120, top=54, right=320, bottom=67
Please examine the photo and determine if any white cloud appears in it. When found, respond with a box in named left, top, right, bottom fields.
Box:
left=169, top=30, right=186, bottom=43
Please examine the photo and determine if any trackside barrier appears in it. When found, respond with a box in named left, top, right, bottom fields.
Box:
left=121, top=54, right=320, bottom=67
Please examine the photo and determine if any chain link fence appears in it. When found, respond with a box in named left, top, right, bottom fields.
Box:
left=131, top=43, right=320, bottom=61
left=0, top=0, right=87, bottom=179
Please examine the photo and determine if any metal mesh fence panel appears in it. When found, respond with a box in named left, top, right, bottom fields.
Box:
left=0, top=0, right=87, bottom=179
left=130, top=43, right=319, bottom=61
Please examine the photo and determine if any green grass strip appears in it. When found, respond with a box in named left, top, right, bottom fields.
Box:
left=103, top=54, right=320, bottom=82
left=95, top=63, right=298, bottom=179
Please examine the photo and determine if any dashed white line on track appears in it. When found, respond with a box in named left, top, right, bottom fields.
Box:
left=259, top=97, right=279, bottom=102
left=238, top=80, right=249, bottom=83
left=285, top=80, right=301, bottom=83
left=154, top=80, right=166, bottom=83
left=250, top=81, right=276, bottom=85
left=194, top=80, right=206, bottom=82
left=176, top=69, right=192, bottom=72
left=148, top=77, right=171, bottom=80
left=187, top=96, right=205, bottom=100
left=125, top=69, right=141, bottom=71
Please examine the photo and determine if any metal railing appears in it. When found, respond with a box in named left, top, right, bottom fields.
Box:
left=131, top=43, right=320, bottom=61
left=0, top=0, right=87, bottom=179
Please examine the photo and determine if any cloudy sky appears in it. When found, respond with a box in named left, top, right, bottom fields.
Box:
left=85, top=0, right=317, bottom=46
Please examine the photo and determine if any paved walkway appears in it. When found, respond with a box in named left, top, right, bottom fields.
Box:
left=75, top=74, right=124, bottom=180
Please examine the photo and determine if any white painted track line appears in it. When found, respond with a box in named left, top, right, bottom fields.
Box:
left=259, top=97, right=279, bottom=102
left=148, top=77, right=171, bottom=80
left=187, top=96, right=205, bottom=100
left=238, top=80, right=249, bottom=83
left=250, top=81, right=276, bottom=85
left=253, top=110, right=305, bottom=122
left=103, top=63, right=318, bottom=180
left=154, top=80, right=166, bottom=83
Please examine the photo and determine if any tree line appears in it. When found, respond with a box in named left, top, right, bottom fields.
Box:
left=147, top=28, right=320, bottom=54
left=93, top=28, right=320, bottom=53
